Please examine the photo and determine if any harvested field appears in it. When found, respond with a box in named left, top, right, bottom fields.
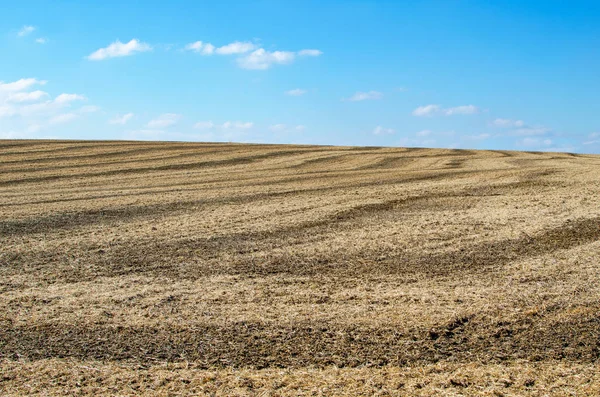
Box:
left=1, top=139, right=600, bottom=396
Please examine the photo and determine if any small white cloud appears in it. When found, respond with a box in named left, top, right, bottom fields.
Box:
left=87, top=39, right=152, bottom=61
left=0, top=78, right=46, bottom=92
left=6, top=90, right=49, bottom=103
left=443, top=105, right=479, bottom=115
left=194, top=121, right=214, bottom=130
left=372, top=126, right=395, bottom=135
left=189, top=42, right=321, bottom=70
left=416, top=130, right=431, bottom=137
left=216, top=41, right=256, bottom=55
left=298, top=49, right=323, bottom=57
left=54, top=93, right=85, bottom=104
left=295, top=125, right=306, bottom=131
left=18, top=25, right=35, bottom=37
left=147, top=113, right=181, bottom=128
left=49, top=113, right=77, bottom=125
left=222, top=121, right=253, bottom=129
left=184, top=41, right=215, bottom=55
left=285, top=88, right=307, bottom=96
left=346, top=91, right=383, bottom=102
left=237, top=49, right=295, bottom=70
left=35, top=37, right=47, bottom=44
left=493, top=118, right=525, bottom=128
left=588, top=132, right=600, bottom=138
left=413, top=104, right=479, bottom=117
left=184, top=41, right=203, bottom=51
left=109, top=113, right=134, bottom=125
left=412, top=104, right=440, bottom=117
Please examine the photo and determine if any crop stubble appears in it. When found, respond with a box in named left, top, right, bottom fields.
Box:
left=1, top=140, right=600, bottom=396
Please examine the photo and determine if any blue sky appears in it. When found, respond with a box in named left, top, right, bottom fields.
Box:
left=1, top=0, right=599, bottom=153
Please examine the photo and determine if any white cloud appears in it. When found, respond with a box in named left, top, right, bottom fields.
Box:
left=443, top=105, right=479, bottom=115
left=184, top=41, right=203, bottom=51
left=412, top=104, right=441, bottom=117
left=194, top=121, right=214, bottom=130
left=222, top=121, right=253, bottom=129
left=296, top=125, right=306, bottom=132
left=109, top=113, right=134, bottom=125
left=492, top=118, right=525, bottom=128
left=285, top=88, right=307, bottom=96
left=298, top=49, right=323, bottom=57
left=372, top=126, right=395, bottom=135
left=87, top=39, right=152, bottom=60
left=185, top=41, right=321, bottom=70
left=35, top=38, right=47, bottom=44
left=412, top=104, right=479, bottom=116
left=588, top=132, right=600, bottom=138
left=18, top=25, right=35, bottom=37
left=49, top=113, right=77, bottom=125
left=184, top=41, right=215, bottom=55
left=0, top=78, right=46, bottom=93
left=6, top=90, right=49, bottom=103
left=147, top=113, right=181, bottom=128
left=416, top=130, right=431, bottom=137
left=346, top=91, right=383, bottom=102
left=2, top=90, right=86, bottom=119
left=216, top=41, right=256, bottom=55
left=237, top=49, right=296, bottom=70
left=185, top=40, right=257, bottom=56
left=54, top=93, right=85, bottom=104
left=0, top=77, right=99, bottom=137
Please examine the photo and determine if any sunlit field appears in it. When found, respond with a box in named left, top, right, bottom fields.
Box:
left=2, top=140, right=600, bottom=396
